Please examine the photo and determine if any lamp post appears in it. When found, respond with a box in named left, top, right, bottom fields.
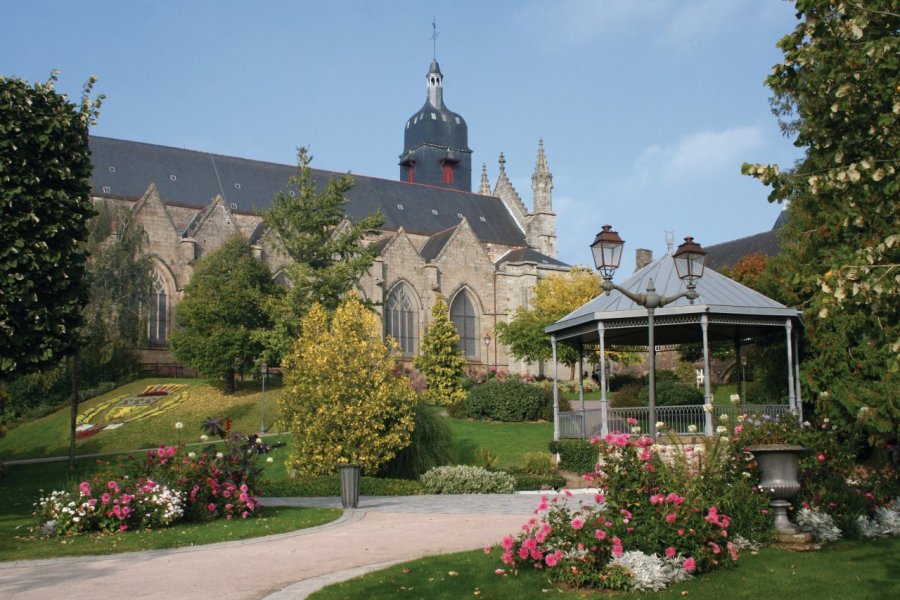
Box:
left=590, top=225, right=708, bottom=439
left=260, top=362, right=267, bottom=434
left=483, top=332, right=492, bottom=374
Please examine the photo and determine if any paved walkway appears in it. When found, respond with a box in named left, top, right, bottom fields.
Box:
left=0, top=493, right=568, bottom=600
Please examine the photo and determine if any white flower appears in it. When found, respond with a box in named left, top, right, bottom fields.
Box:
left=730, top=394, right=741, bottom=404
left=742, top=471, right=752, bottom=479
left=216, top=452, right=224, bottom=459
left=702, top=404, right=714, bottom=414
left=175, top=422, right=184, bottom=430
left=266, top=457, right=274, bottom=463
left=719, top=414, right=729, bottom=423
left=655, top=421, right=665, bottom=430
left=200, top=434, right=209, bottom=442
left=716, top=425, right=728, bottom=434
left=256, top=438, right=263, bottom=445
left=631, top=426, right=641, bottom=434
left=687, top=424, right=698, bottom=433
left=187, top=452, right=196, bottom=459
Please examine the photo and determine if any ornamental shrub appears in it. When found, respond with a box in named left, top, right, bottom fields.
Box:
left=420, top=465, right=515, bottom=494
left=261, top=475, right=423, bottom=497
left=378, top=402, right=455, bottom=480
left=414, top=295, right=467, bottom=406
left=638, top=380, right=703, bottom=406
left=280, top=296, right=417, bottom=476
left=462, top=378, right=545, bottom=422
left=522, top=451, right=556, bottom=476
left=548, top=439, right=598, bottom=474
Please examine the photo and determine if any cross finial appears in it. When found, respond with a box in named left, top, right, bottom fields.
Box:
left=430, top=18, right=440, bottom=59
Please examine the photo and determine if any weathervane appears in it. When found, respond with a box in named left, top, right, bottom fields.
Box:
left=430, top=18, right=439, bottom=59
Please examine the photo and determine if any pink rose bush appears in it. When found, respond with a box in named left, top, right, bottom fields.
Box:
left=34, top=418, right=265, bottom=537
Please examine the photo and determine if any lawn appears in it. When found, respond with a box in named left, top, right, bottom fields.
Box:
left=0, top=377, right=284, bottom=461
left=0, top=456, right=339, bottom=562
left=446, top=418, right=553, bottom=468
left=310, top=537, right=900, bottom=599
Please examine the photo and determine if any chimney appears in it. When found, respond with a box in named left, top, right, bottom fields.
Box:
left=635, top=248, right=653, bottom=272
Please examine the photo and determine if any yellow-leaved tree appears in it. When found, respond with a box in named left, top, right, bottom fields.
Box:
left=280, top=294, right=417, bottom=476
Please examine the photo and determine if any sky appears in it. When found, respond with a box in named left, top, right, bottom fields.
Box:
left=2, top=0, right=805, bottom=274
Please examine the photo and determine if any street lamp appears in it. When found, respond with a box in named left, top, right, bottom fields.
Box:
left=483, top=332, right=492, bottom=373
left=590, top=226, right=708, bottom=439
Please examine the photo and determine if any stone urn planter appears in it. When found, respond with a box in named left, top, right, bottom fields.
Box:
left=747, top=444, right=805, bottom=535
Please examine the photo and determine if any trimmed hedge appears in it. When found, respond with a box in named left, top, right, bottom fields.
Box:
left=548, top=439, right=599, bottom=475
left=637, top=379, right=703, bottom=406
left=462, top=378, right=546, bottom=422
left=260, top=475, right=423, bottom=497
left=501, top=467, right=567, bottom=492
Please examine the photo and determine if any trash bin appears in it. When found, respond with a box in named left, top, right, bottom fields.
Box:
left=338, top=464, right=360, bottom=508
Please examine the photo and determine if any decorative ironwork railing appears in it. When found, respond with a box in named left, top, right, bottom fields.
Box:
left=558, top=404, right=793, bottom=439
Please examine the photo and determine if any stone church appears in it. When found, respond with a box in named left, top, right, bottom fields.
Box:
left=89, top=59, right=569, bottom=374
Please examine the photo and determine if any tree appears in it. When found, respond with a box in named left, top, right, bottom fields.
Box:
left=261, top=148, right=384, bottom=364
left=497, top=267, right=636, bottom=374
left=170, top=236, right=277, bottom=393
left=414, top=294, right=467, bottom=406
left=80, top=200, right=153, bottom=383
left=280, top=295, right=416, bottom=476
left=0, top=72, right=102, bottom=376
left=743, top=1, right=898, bottom=445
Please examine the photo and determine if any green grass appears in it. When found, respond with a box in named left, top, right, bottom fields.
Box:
left=0, top=377, right=285, bottom=461
left=0, top=457, right=339, bottom=562
left=446, top=418, right=553, bottom=468
left=310, top=537, right=900, bottom=599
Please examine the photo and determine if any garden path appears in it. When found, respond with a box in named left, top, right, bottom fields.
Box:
left=0, top=493, right=559, bottom=599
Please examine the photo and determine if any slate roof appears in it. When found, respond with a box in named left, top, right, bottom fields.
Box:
left=89, top=136, right=525, bottom=246
left=546, top=253, right=800, bottom=347
left=704, top=211, right=787, bottom=270
left=419, top=226, right=458, bottom=261
left=496, top=247, right=569, bottom=269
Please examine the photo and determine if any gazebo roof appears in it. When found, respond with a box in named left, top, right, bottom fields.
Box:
left=546, top=253, right=801, bottom=348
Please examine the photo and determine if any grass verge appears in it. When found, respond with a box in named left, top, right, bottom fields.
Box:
left=310, top=537, right=900, bottom=599
left=445, top=418, right=552, bottom=468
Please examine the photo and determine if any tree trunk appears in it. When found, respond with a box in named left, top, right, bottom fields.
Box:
left=68, top=350, right=81, bottom=471
left=226, top=368, right=236, bottom=394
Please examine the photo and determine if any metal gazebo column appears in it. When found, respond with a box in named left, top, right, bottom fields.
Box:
left=598, top=321, right=609, bottom=437
left=701, top=314, right=713, bottom=436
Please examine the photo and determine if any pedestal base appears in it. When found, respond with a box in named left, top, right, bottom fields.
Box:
left=772, top=531, right=820, bottom=552
left=771, top=499, right=800, bottom=534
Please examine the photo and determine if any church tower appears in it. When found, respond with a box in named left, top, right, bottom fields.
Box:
left=399, top=60, right=473, bottom=191
left=527, top=139, right=557, bottom=258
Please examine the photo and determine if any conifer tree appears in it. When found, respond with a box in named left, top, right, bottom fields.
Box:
left=280, top=295, right=416, bottom=475
left=414, top=294, right=467, bottom=406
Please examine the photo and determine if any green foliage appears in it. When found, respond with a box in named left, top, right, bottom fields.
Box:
left=743, top=1, right=899, bottom=447
left=462, top=378, right=546, bottom=422
left=261, top=147, right=384, bottom=364
left=419, top=465, right=515, bottom=494
left=377, top=402, right=454, bottom=480
left=638, top=379, right=704, bottom=406
left=414, top=295, right=467, bottom=406
left=280, top=296, right=417, bottom=476
left=504, top=470, right=566, bottom=492
left=0, top=73, right=102, bottom=376
left=521, top=451, right=555, bottom=476
left=170, top=237, right=276, bottom=393
left=260, top=475, right=423, bottom=497
left=674, top=361, right=697, bottom=385
left=548, top=439, right=598, bottom=474
left=612, top=382, right=642, bottom=407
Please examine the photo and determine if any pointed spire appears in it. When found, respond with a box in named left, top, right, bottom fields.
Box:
left=532, top=138, right=552, bottom=187
left=479, top=163, right=491, bottom=195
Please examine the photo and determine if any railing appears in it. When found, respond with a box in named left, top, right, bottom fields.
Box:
left=559, top=404, right=794, bottom=439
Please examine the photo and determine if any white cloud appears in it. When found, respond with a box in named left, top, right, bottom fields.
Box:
left=633, top=126, right=765, bottom=185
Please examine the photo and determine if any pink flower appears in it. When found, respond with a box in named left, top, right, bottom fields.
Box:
left=727, top=541, right=739, bottom=561
left=518, top=546, right=529, bottom=560
left=101, top=492, right=110, bottom=505
left=495, top=569, right=505, bottom=575
left=571, top=517, right=584, bottom=530
left=564, top=489, right=573, bottom=497
left=501, top=550, right=514, bottom=565
left=157, top=446, right=166, bottom=458
left=612, top=543, right=623, bottom=558
left=683, top=557, right=696, bottom=573
left=626, top=417, right=638, bottom=425
left=595, top=529, right=607, bottom=540
left=710, top=542, right=721, bottom=555
left=545, top=553, right=558, bottom=567
left=501, top=535, right=514, bottom=550
left=207, top=503, right=216, bottom=512
left=666, top=512, right=677, bottom=524
left=650, top=494, right=665, bottom=505
left=484, top=545, right=491, bottom=554
left=594, top=493, right=606, bottom=504
left=665, top=492, right=685, bottom=505
left=666, top=546, right=676, bottom=559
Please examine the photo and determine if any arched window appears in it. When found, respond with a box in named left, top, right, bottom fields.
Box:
left=450, top=291, right=478, bottom=359
left=385, top=283, right=418, bottom=356
left=148, top=271, right=169, bottom=347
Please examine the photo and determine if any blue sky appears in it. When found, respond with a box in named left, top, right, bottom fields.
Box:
left=3, top=0, right=804, bottom=273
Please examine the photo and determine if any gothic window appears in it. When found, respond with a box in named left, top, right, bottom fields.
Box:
left=450, top=291, right=478, bottom=359
left=385, top=283, right=418, bottom=356
left=148, top=271, right=169, bottom=347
